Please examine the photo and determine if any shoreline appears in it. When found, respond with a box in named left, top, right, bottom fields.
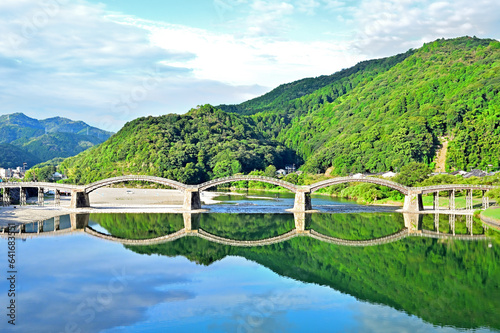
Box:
left=0, top=188, right=223, bottom=227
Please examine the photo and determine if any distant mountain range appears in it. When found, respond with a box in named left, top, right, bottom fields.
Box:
left=0, top=113, right=113, bottom=168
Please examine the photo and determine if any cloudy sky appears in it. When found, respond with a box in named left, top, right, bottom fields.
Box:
left=0, top=0, right=498, bottom=132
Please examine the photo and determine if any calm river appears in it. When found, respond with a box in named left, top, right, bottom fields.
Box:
left=0, top=193, right=499, bottom=332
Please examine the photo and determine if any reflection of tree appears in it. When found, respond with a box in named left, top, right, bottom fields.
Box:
left=90, top=213, right=185, bottom=240
left=132, top=236, right=500, bottom=330
left=92, top=212, right=500, bottom=329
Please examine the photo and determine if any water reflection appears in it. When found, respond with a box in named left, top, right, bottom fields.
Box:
left=1, top=212, right=499, bottom=332
left=3, top=212, right=488, bottom=245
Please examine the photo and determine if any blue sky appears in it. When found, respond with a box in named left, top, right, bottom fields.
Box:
left=0, top=0, right=498, bottom=132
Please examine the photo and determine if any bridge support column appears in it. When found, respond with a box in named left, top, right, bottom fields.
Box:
left=403, top=213, right=422, bottom=233
left=482, top=191, right=490, bottom=209
left=449, top=190, right=455, bottom=211
left=466, top=214, right=473, bottom=235
left=2, top=188, right=10, bottom=206
left=293, top=212, right=310, bottom=233
left=70, top=213, right=90, bottom=230
left=54, top=216, right=60, bottom=231
left=19, top=187, right=26, bottom=206
left=293, top=190, right=312, bottom=212
left=466, top=189, right=473, bottom=211
left=434, top=213, right=440, bottom=233
left=183, top=212, right=192, bottom=231
left=433, top=191, right=440, bottom=210
left=38, top=187, right=44, bottom=206
left=450, top=214, right=456, bottom=235
left=183, top=189, right=201, bottom=211
left=403, top=191, right=423, bottom=213
left=70, top=190, right=90, bottom=208
left=54, top=190, right=61, bottom=207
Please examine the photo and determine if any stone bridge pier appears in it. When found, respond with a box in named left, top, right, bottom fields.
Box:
left=292, top=189, right=312, bottom=212
left=70, top=190, right=90, bottom=208
left=403, top=213, right=422, bottom=233
left=403, top=190, right=423, bottom=213
left=183, top=189, right=201, bottom=211
left=293, top=212, right=312, bottom=233
left=2, top=188, right=10, bottom=206
left=70, top=213, right=90, bottom=230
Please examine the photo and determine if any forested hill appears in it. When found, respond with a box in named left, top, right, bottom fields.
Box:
left=218, top=49, right=415, bottom=116
left=222, top=36, right=500, bottom=175
left=60, top=37, right=499, bottom=184
left=0, top=113, right=113, bottom=168
left=60, top=105, right=296, bottom=184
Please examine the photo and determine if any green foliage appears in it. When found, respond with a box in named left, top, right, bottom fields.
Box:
left=264, top=165, right=277, bottom=177
left=0, top=143, right=41, bottom=168
left=393, top=162, right=432, bottom=186
left=61, top=105, right=297, bottom=184
left=220, top=36, right=499, bottom=175
left=486, top=188, right=500, bottom=202
left=24, top=165, right=56, bottom=182
left=57, top=37, right=500, bottom=183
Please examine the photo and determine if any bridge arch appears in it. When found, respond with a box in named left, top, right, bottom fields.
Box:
left=308, top=177, right=410, bottom=195
left=84, top=175, right=189, bottom=194
left=197, top=175, right=299, bottom=193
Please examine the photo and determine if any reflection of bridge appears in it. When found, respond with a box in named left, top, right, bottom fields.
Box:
left=0, top=175, right=496, bottom=212
left=1, top=212, right=489, bottom=246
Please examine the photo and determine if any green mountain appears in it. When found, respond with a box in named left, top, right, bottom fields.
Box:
left=0, top=143, right=41, bottom=169
left=220, top=36, right=499, bottom=174
left=0, top=113, right=113, bottom=168
left=61, top=37, right=499, bottom=183
left=60, top=105, right=296, bottom=184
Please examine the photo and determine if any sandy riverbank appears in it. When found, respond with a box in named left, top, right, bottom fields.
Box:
left=0, top=188, right=223, bottom=227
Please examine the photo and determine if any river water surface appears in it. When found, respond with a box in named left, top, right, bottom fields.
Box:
left=0, top=193, right=499, bottom=332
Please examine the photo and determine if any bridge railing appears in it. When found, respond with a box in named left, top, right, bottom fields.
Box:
left=415, top=184, right=498, bottom=192
left=84, top=175, right=189, bottom=192
left=198, top=175, right=298, bottom=191
left=308, top=176, right=410, bottom=193
left=0, top=182, right=81, bottom=190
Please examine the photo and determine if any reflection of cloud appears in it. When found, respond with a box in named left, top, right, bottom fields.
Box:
left=349, top=302, right=493, bottom=333
left=0, top=235, right=199, bottom=333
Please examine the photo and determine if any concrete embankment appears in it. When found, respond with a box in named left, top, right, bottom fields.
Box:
left=480, top=207, right=500, bottom=230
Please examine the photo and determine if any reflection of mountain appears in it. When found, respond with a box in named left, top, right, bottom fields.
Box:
left=90, top=212, right=500, bottom=330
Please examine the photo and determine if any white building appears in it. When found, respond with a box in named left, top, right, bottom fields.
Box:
left=276, top=169, right=287, bottom=177
left=0, top=168, right=13, bottom=178
left=381, top=171, right=397, bottom=178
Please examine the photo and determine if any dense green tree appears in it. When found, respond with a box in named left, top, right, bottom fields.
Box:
left=393, top=162, right=432, bottom=186
left=221, top=36, right=499, bottom=175
left=61, top=105, right=296, bottom=184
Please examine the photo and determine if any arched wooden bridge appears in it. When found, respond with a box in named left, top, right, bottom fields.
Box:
left=0, top=175, right=496, bottom=212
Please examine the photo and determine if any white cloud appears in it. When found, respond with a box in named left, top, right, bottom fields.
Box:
left=0, top=0, right=364, bottom=132
left=352, top=0, right=500, bottom=56
left=0, top=0, right=497, bottom=132
left=129, top=18, right=362, bottom=87
left=296, top=0, right=321, bottom=15
left=0, top=0, right=273, bottom=131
